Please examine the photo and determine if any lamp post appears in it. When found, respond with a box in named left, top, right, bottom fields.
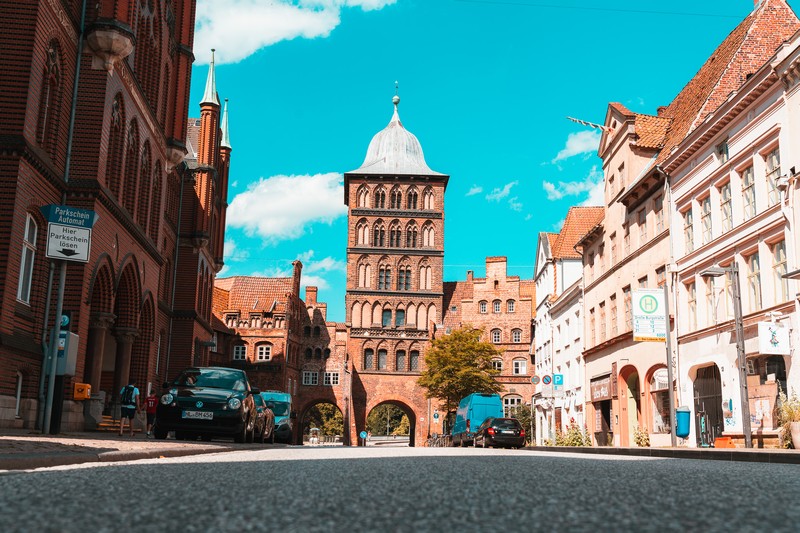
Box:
left=700, top=264, right=752, bottom=448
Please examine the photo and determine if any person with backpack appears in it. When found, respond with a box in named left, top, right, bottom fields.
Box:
left=118, top=380, right=140, bottom=437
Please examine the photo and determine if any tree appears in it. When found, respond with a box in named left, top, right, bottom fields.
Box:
left=511, top=403, right=534, bottom=444
left=367, top=404, right=405, bottom=435
left=304, top=403, right=343, bottom=437
left=417, top=327, right=503, bottom=415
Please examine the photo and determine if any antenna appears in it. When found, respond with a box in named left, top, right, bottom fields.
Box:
left=395, top=80, right=399, bottom=96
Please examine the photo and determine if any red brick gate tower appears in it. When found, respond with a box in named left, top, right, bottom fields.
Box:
left=344, top=95, right=448, bottom=446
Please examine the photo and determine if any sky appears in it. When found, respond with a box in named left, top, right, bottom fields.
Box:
left=187, top=0, right=799, bottom=322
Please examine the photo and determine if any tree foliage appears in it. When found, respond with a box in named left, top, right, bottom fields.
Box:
left=367, top=404, right=407, bottom=435
left=303, top=403, right=343, bottom=436
left=417, top=327, right=503, bottom=414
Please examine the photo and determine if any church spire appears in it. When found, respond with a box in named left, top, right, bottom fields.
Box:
left=221, top=99, right=231, bottom=149
left=201, top=49, right=220, bottom=106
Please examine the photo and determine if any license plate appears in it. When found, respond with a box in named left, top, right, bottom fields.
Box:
left=182, top=410, right=213, bottom=420
left=501, top=430, right=514, bottom=434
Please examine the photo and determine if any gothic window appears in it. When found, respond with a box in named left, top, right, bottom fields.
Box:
left=137, top=142, right=152, bottom=230
left=396, top=350, right=407, bottom=371
left=379, top=265, right=392, bottom=290
left=389, top=222, right=402, bottom=247
left=422, top=223, right=435, bottom=247
left=423, top=188, right=434, bottom=210
left=375, top=188, right=386, bottom=208
left=419, top=264, right=432, bottom=290
left=17, top=214, right=38, bottom=304
left=390, top=187, right=402, bottom=209
left=314, top=326, right=321, bottom=337
left=315, top=348, right=322, bottom=359
left=397, top=266, right=412, bottom=291
left=37, top=41, right=62, bottom=156
left=410, top=350, right=420, bottom=371
left=364, top=349, right=374, bottom=370
left=406, top=223, right=418, bottom=248
left=123, top=120, right=140, bottom=215
left=373, top=222, right=385, bottom=247
left=407, top=188, right=418, bottom=209
left=149, top=161, right=162, bottom=242
left=396, top=309, right=406, bottom=327
left=305, top=348, right=312, bottom=359
left=106, top=94, right=125, bottom=198
left=324, top=348, right=331, bottom=359
left=357, top=186, right=370, bottom=207
left=382, top=309, right=392, bottom=327
left=378, top=349, right=387, bottom=370
left=356, top=220, right=369, bottom=245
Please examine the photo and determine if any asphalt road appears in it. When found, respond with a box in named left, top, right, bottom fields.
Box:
left=1, top=446, right=798, bottom=532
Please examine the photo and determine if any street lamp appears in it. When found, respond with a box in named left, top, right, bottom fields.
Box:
left=699, top=263, right=752, bottom=448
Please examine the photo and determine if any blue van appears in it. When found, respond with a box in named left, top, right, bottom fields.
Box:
left=452, top=393, right=503, bottom=447
left=260, top=390, right=293, bottom=443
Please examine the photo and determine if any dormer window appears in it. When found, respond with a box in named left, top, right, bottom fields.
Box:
left=715, top=140, right=729, bottom=163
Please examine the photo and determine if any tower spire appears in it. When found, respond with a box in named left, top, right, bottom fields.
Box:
left=201, top=49, right=220, bottom=106
left=221, top=98, right=231, bottom=149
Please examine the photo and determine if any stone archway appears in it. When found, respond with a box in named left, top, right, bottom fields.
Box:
left=110, top=260, right=141, bottom=415
left=365, top=400, right=417, bottom=447
left=299, top=400, right=345, bottom=445
left=618, top=365, right=640, bottom=447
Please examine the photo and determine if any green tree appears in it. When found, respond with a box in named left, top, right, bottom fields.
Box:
left=393, top=414, right=410, bottom=436
left=417, top=327, right=503, bottom=414
left=367, top=404, right=405, bottom=435
left=510, top=403, right=534, bottom=444
left=304, top=403, right=343, bottom=437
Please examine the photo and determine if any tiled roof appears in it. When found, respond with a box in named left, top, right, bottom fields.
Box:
left=655, top=0, right=800, bottom=167
left=633, top=114, right=671, bottom=150
left=553, top=206, right=604, bottom=259
left=546, top=233, right=559, bottom=252
left=214, top=276, right=293, bottom=314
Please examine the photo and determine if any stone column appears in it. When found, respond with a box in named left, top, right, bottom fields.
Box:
left=111, top=327, right=138, bottom=419
left=86, top=313, right=116, bottom=392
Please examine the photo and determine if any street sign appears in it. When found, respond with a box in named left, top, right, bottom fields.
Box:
left=531, top=375, right=540, bottom=385
left=553, top=373, right=565, bottom=398
left=633, top=289, right=667, bottom=342
left=541, top=374, right=553, bottom=397
left=359, top=431, right=367, bottom=439
left=542, top=375, right=552, bottom=385
left=41, top=205, right=98, bottom=263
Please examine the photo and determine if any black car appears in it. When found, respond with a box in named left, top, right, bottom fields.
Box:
left=253, top=393, right=275, bottom=444
left=154, top=367, right=259, bottom=443
left=474, top=417, right=526, bottom=449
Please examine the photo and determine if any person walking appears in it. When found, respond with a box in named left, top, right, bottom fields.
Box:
left=118, top=380, right=140, bottom=437
left=144, top=389, right=158, bottom=437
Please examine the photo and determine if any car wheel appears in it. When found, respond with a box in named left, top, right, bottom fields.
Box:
left=153, top=426, right=168, bottom=440
left=246, top=422, right=255, bottom=443
left=234, top=423, right=247, bottom=443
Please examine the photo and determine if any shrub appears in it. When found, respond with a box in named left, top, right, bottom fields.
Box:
left=633, top=426, right=650, bottom=447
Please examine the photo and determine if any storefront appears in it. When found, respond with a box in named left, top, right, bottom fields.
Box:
left=590, top=374, right=613, bottom=446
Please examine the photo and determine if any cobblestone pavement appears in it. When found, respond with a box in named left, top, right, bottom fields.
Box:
left=0, top=429, right=239, bottom=471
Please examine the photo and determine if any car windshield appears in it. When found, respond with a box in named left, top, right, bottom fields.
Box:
left=494, top=418, right=521, bottom=429
left=265, top=401, right=289, bottom=416
left=173, top=369, right=247, bottom=391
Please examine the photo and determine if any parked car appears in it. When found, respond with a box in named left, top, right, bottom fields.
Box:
left=451, top=393, right=503, bottom=447
left=474, top=417, right=526, bottom=449
left=253, top=393, right=275, bottom=444
left=153, top=367, right=259, bottom=443
left=260, top=390, right=293, bottom=443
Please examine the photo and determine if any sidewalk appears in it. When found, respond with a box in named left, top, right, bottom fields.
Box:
left=530, top=444, right=800, bottom=464
left=0, top=429, right=238, bottom=472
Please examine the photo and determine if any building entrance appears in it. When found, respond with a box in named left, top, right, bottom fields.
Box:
left=693, top=365, right=723, bottom=447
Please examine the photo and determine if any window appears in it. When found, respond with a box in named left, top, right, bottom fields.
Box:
left=390, top=188, right=402, bottom=209
left=720, top=182, right=732, bottom=233
left=773, top=240, right=789, bottom=303
left=17, top=214, right=37, bottom=304
left=491, top=329, right=501, bottom=344
left=589, top=307, right=596, bottom=345
left=715, top=140, right=729, bottom=163
left=479, top=301, right=487, bottom=314
left=507, top=300, right=515, bottom=313
left=378, top=266, right=391, bottom=290
left=683, top=209, right=694, bottom=253
left=382, top=309, right=392, bottom=327
left=623, top=222, right=631, bottom=256
left=650, top=368, right=671, bottom=434
left=638, top=276, right=648, bottom=289
left=598, top=301, right=606, bottom=342
left=493, top=300, right=501, bottom=313
left=655, top=195, right=664, bottom=232
left=656, top=267, right=666, bottom=288
left=373, top=224, right=385, bottom=247
left=410, top=350, right=419, bottom=371
left=619, top=163, right=627, bottom=186
left=610, top=233, right=617, bottom=265
left=396, top=351, right=406, bottom=371
left=304, top=326, right=311, bottom=337
left=503, top=395, right=522, bottom=418
left=701, top=196, right=712, bottom=244
left=255, top=344, right=271, bottom=361
left=512, top=329, right=522, bottom=343
left=324, top=349, right=330, bottom=359
left=610, top=295, right=617, bottom=337
left=742, top=166, right=756, bottom=220
left=407, top=189, right=418, bottom=209
left=395, top=309, right=406, bottom=327
left=705, top=278, right=716, bottom=327
left=638, top=209, right=647, bottom=244
left=305, top=348, right=312, bottom=359
left=314, top=348, right=322, bottom=359
left=687, top=282, right=697, bottom=331
left=378, top=349, right=387, bottom=370
left=623, top=286, right=632, bottom=331
left=766, top=148, right=781, bottom=207
left=374, top=189, right=386, bottom=208
left=364, top=349, right=374, bottom=370
left=233, top=345, right=246, bottom=361
left=389, top=223, right=401, bottom=247
left=324, top=372, right=339, bottom=386
left=302, top=371, right=318, bottom=386
left=313, top=326, right=321, bottom=337
left=513, top=359, right=527, bottom=375
left=406, top=224, right=418, bottom=247
left=492, top=359, right=503, bottom=372
left=748, top=253, right=762, bottom=312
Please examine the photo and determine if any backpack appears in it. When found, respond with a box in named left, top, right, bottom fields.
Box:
left=120, top=385, right=134, bottom=406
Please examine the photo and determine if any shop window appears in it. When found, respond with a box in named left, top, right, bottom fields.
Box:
left=650, top=368, right=670, bottom=434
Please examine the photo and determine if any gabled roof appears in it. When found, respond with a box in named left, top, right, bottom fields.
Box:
left=214, top=276, right=293, bottom=314
left=553, top=206, right=604, bottom=259
left=655, top=0, right=800, bottom=167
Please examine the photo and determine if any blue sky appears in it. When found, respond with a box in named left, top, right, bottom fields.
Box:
left=188, top=0, right=798, bottom=322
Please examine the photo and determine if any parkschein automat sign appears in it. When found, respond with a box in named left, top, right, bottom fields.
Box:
left=633, top=289, right=666, bottom=342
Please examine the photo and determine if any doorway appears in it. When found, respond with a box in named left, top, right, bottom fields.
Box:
left=693, top=365, right=723, bottom=447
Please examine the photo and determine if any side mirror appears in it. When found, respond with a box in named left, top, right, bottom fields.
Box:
left=251, top=387, right=261, bottom=395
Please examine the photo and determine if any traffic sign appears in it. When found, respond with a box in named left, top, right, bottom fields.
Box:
left=531, top=375, right=541, bottom=385
left=359, top=431, right=367, bottom=439
left=542, top=375, right=552, bottom=385
left=46, top=224, right=92, bottom=262
left=553, top=373, right=565, bottom=398
left=633, top=289, right=666, bottom=342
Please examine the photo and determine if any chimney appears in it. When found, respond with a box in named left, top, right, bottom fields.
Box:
left=291, top=260, right=302, bottom=296
left=657, top=106, right=667, bottom=116
left=467, top=270, right=473, bottom=282
left=305, top=286, right=318, bottom=305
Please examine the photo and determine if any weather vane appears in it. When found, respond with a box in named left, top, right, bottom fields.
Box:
left=395, top=80, right=399, bottom=96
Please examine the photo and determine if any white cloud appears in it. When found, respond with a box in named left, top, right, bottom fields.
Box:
left=552, top=130, right=601, bottom=163
left=542, top=166, right=604, bottom=205
left=227, top=173, right=347, bottom=242
left=508, top=197, right=522, bottom=212
left=248, top=250, right=345, bottom=290
left=223, top=239, right=250, bottom=262
left=194, top=0, right=397, bottom=64
left=466, top=185, right=483, bottom=196
left=486, top=181, right=518, bottom=202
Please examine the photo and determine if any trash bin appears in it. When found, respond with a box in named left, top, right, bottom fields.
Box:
left=676, top=406, right=691, bottom=438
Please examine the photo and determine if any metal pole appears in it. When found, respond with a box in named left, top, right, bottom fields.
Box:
left=43, top=261, right=67, bottom=434
left=730, top=263, right=752, bottom=448
left=663, top=281, right=677, bottom=447
left=36, top=261, right=56, bottom=430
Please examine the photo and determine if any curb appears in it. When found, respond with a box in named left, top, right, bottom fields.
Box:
left=526, top=445, right=800, bottom=464
left=0, top=446, right=229, bottom=472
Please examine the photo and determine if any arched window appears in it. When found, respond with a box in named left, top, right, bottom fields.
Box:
left=418, top=264, right=432, bottom=290
left=37, top=41, right=62, bottom=155
left=364, top=349, right=374, bottom=370
left=406, top=223, right=418, bottom=248
left=149, top=161, right=162, bottom=242
left=389, top=222, right=401, bottom=247
left=503, top=395, right=523, bottom=417
left=407, top=188, right=418, bottom=209
left=493, top=300, right=501, bottom=313
left=137, top=142, right=152, bottom=229
left=106, top=94, right=125, bottom=198
left=315, top=348, right=322, bottom=359
left=507, top=300, right=516, bottom=313
left=512, top=329, right=522, bottom=343
left=396, top=350, right=407, bottom=371
left=123, top=120, right=140, bottom=215
left=17, top=215, right=38, bottom=304
left=314, top=326, right=321, bottom=337
left=491, top=329, right=501, bottom=344
left=357, top=186, right=369, bottom=207
left=374, top=188, right=386, bottom=208
left=356, top=220, right=369, bottom=245
left=382, top=309, right=392, bottom=327
left=379, top=265, right=392, bottom=290
left=373, top=222, right=385, bottom=247
left=305, top=348, right=313, bottom=359
left=410, top=350, right=420, bottom=371
left=396, top=309, right=406, bottom=327
left=423, top=188, right=434, bottom=210
left=390, top=187, right=402, bottom=209
left=492, top=359, right=503, bottom=372
left=479, top=301, right=488, bottom=314
left=378, top=349, right=387, bottom=370
left=398, top=266, right=412, bottom=291
left=422, top=224, right=435, bottom=247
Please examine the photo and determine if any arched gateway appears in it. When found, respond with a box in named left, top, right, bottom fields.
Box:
left=344, top=94, right=448, bottom=447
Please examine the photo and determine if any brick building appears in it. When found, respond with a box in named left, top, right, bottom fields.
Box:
left=0, top=1, right=229, bottom=432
